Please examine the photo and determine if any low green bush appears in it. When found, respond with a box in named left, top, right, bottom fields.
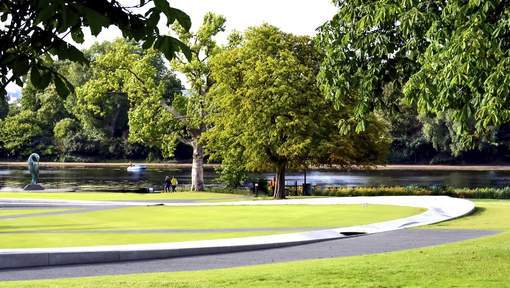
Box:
left=312, top=185, right=510, bottom=199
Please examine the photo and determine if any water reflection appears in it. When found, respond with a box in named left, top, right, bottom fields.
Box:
left=267, top=170, right=510, bottom=188
left=1, top=166, right=510, bottom=191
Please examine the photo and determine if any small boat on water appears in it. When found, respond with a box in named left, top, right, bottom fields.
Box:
left=127, top=164, right=147, bottom=172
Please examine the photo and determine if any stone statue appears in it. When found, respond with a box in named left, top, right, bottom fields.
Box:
left=24, top=153, right=43, bottom=190
left=28, top=153, right=40, bottom=184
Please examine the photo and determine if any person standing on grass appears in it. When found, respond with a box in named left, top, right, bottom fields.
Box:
left=164, top=176, right=171, bottom=192
left=171, top=176, right=178, bottom=192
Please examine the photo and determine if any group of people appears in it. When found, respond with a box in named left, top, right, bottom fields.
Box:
left=164, top=176, right=179, bottom=192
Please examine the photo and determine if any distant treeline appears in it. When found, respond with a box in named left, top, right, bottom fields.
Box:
left=0, top=40, right=191, bottom=162
left=387, top=108, right=510, bottom=165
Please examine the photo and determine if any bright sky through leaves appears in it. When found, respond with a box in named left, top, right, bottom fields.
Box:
left=6, top=0, right=336, bottom=99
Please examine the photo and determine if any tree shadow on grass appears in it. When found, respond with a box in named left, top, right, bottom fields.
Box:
left=467, top=207, right=486, bottom=218
left=431, top=207, right=486, bottom=228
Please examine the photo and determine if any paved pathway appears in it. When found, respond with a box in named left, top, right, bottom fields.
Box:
left=0, top=229, right=497, bottom=281
left=0, top=196, right=476, bottom=270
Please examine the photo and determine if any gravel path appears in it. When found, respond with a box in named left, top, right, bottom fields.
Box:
left=0, top=229, right=497, bottom=281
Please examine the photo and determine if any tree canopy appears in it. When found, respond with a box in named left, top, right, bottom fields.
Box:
left=207, top=25, right=389, bottom=198
left=130, top=12, right=227, bottom=191
left=0, top=0, right=191, bottom=98
left=0, top=39, right=180, bottom=161
left=317, top=0, right=510, bottom=152
left=75, top=39, right=182, bottom=156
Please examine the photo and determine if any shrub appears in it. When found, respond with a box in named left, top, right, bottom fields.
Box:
left=311, top=185, right=510, bottom=199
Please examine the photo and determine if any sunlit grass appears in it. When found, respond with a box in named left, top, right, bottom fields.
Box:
left=0, top=204, right=422, bottom=248
left=0, top=191, right=244, bottom=201
left=0, top=209, right=69, bottom=216
left=2, top=200, right=507, bottom=287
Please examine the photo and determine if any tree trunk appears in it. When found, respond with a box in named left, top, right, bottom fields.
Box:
left=273, top=163, right=286, bottom=199
left=191, top=140, right=205, bottom=191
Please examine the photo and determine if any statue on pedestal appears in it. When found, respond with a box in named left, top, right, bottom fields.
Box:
left=24, top=153, right=44, bottom=191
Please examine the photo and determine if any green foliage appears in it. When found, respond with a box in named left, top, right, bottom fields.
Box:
left=0, top=0, right=191, bottom=97
left=130, top=13, right=227, bottom=152
left=386, top=105, right=437, bottom=163
left=0, top=81, right=68, bottom=158
left=69, top=39, right=182, bottom=161
left=0, top=39, right=181, bottom=161
left=128, top=94, right=180, bottom=158
left=317, top=0, right=434, bottom=133
left=53, top=118, right=79, bottom=158
left=404, top=1, right=510, bottom=149
left=170, top=12, right=226, bottom=131
left=215, top=156, right=248, bottom=188
left=0, top=110, right=48, bottom=157
left=318, top=0, right=510, bottom=153
left=312, top=185, right=510, bottom=199
left=130, top=12, right=226, bottom=190
left=20, top=82, right=68, bottom=125
left=207, top=25, right=390, bottom=196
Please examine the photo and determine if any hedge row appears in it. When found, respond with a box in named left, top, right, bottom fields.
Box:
left=312, top=185, right=510, bottom=199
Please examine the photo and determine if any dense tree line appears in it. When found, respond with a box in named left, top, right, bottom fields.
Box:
left=0, top=39, right=185, bottom=161
left=386, top=104, right=510, bottom=164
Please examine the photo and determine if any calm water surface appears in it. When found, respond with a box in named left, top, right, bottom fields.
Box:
left=1, top=166, right=510, bottom=191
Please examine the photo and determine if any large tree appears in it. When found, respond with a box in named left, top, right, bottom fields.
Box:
left=0, top=0, right=191, bottom=98
left=207, top=25, right=389, bottom=198
left=73, top=39, right=182, bottom=156
left=129, top=12, right=226, bottom=191
left=317, top=0, right=510, bottom=152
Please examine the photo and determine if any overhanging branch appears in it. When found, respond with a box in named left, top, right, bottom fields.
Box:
left=159, top=99, right=190, bottom=122
left=176, top=135, right=193, bottom=146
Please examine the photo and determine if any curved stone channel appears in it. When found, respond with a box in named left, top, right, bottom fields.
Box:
left=0, top=229, right=497, bottom=281
left=0, top=196, right=476, bottom=270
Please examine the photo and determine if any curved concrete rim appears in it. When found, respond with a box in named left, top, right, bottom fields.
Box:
left=0, top=196, right=475, bottom=269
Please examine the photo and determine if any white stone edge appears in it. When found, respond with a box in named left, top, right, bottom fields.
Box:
left=0, top=196, right=475, bottom=269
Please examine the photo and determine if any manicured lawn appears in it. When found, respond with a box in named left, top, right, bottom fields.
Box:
left=0, top=191, right=244, bottom=201
left=2, top=200, right=507, bottom=287
left=0, top=231, right=284, bottom=248
left=0, top=209, right=69, bottom=216
left=0, top=204, right=422, bottom=248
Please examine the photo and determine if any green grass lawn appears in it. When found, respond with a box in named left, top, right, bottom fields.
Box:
left=0, top=204, right=421, bottom=248
left=0, top=208, right=69, bottom=216
left=2, top=200, right=508, bottom=287
left=0, top=191, right=245, bottom=201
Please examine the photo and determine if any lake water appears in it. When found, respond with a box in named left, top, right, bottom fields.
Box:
left=1, top=166, right=510, bottom=192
